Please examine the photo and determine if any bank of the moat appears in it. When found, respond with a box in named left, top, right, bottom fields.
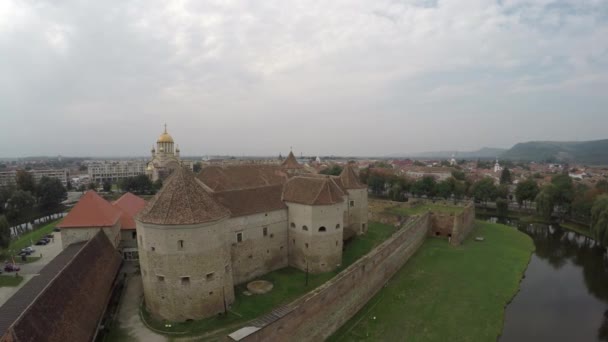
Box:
left=501, top=223, right=608, bottom=342
left=330, top=221, right=535, bottom=341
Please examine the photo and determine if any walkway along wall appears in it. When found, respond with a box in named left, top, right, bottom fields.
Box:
left=241, top=213, right=431, bottom=342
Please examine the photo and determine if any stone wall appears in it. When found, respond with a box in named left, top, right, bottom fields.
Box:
left=427, top=204, right=476, bottom=246
left=61, top=222, right=121, bottom=249
left=227, top=210, right=289, bottom=285
left=241, top=213, right=431, bottom=342
left=450, top=203, right=476, bottom=246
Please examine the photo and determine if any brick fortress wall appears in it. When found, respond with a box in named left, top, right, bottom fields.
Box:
left=242, top=213, right=431, bottom=342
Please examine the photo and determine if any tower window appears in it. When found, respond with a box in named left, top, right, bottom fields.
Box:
left=236, top=232, right=243, bottom=243
left=178, top=240, right=184, bottom=250
left=181, top=277, right=190, bottom=285
left=319, top=226, right=326, bottom=232
left=303, top=225, right=308, bottom=231
left=263, top=227, right=268, bottom=237
left=336, top=224, right=341, bottom=229
left=206, top=272, right=215, bottom=281
left=157, top=275, right=164, bottom=282
left=305, top=243, right=309, bottom=248
left=290, top=222, right=296, bottom=228
left=132, top=231, right=137, bottom=240
left=350, top=201, right=355, bottom=207
left=151, top=246, right=155, bottom=252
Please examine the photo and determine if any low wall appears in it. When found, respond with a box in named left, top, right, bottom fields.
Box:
left=427, top=203, right=476, bottom=246
left=242, top=214, right=430, bottom=342
left=450, top=203, right=476, bottom=246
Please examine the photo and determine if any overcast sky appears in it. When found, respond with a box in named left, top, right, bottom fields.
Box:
left=1, top=0, right=607, bottom=157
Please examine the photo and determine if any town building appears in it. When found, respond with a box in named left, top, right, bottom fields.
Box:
left=57, top=191, right=146, bottom=261
left=136, top=151, right=369, bottom=321
left=0, top=169, right=69, bottom=187
left=146, top=125, right=193, bottom=181
left=87, top=160, right=147, bottom=184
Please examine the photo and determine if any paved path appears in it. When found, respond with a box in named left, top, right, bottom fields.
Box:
left=116, top=275, right=167, bottom=342
left=0, top=234, right=65, bottom=307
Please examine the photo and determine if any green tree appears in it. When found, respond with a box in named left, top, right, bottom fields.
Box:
left=193, top=162, right=203, bottom=173
left=436, top=178, right=457, bottom=199
left=0, top=216, right=10, bottom=249
left=16, top=170, right=36, bottom=192
left=412, top=176, right=437, bottom=198
left=551, top=174, right=574, bottom=219
left=500, top=168, right=512, bottom=185
left=88, top=181, right=98, bottom=190
left=102, top=180, right=112, bottom=192
left=37, top=177, right=67, bottom=212
left=536, top=185, right=556, bottom=221
left=596, top=179, right=608, bottom=193
left=367, top=174, right=386, bottom=195
left=471, top=178, right=497, bottom=206
left=66, top=179, right=73, bottom=191
left=495, top=184, right=509, bottom=199
left=120, top=175, right=154, bottom=194
left=319, top=165, right=343, bottom=176
left=5, top=190, right=36, bottom=225
left=451, top=170, right=466, bottom=181
left=496, top=198, right=509, bottom=218
left=515, top=179, right=540, bottom=208
left=590, top=195, right=608, bottom=246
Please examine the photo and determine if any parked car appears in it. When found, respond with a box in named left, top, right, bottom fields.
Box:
left=35, top=239, right=48, bottom=246
left=46, top=234, right=54, bottom=239
left=18, top=251, right=29, bottom=257
left=21, top=247, right=35, bottom=254
left=4, top=263, right=20, bottom=272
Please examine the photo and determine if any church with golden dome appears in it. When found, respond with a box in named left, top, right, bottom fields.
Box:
left=146, top=125, right=191, bottom=181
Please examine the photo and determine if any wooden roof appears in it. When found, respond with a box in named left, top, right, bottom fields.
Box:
left=138, top=167, right=230, bottom=225
left=282, top=176, right=345, bottom=206
left=57, top=191, right=120, bottom=228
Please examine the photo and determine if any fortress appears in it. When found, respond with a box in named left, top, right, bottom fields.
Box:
left=135, top=128, right=369, bottom=321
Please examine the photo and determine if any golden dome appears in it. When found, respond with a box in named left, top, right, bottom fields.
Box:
left=157, top=124, right=174, bottom=143
left=157, top=132, right=174, bottom=143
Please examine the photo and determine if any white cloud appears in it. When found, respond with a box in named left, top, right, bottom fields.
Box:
left=0, top=0, right=607, bottom=156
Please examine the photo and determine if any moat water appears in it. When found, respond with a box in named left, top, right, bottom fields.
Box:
left=495, top=220, right=608, bottom=342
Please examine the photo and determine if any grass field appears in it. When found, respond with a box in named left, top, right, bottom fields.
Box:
left=6, top=219, right=61, bottom=256
left=0, top=275, right=24, bottom=287
left=141, top=221, right=398, bottom=336
left=330, top=221, right=534, bottom=342
left=390, top=203, right=464, bottom=217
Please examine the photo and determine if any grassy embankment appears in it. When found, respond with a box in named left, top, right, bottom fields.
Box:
left=1, top=219, right=61, bottom=263
left=140, top=221, right=398, bottom=337
left=389, top=203, right=464, bottom=217
left=330, top=220, right=535, bottom=342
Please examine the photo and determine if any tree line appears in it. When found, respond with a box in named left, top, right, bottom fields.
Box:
left=0, top=171, right=68, bottom=248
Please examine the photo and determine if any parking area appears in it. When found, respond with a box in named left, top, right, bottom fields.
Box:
left=0, top=233, right=65, bottom=307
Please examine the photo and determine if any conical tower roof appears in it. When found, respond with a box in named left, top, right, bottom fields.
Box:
left=281, top=151, right=303, bottom=169
left=339, top=163, right=366, bottom=189
left=137, top=167, right=230, bottom=225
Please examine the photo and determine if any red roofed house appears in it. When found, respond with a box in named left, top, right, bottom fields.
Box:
left=113, top=192, right=146, bottom=260
left=58, top=190, right=122, bottom=249
left=58, top=191, right=146, bottom=260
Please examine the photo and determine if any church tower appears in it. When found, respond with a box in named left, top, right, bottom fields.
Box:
left=147, top=125, right=183, bottom=181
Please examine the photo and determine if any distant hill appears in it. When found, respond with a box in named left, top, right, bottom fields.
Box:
left=387, top=147, right=506, bottom=160
left=501, top=139, right=608, bottom=164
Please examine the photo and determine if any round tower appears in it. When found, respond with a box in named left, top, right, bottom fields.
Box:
left=283, top=176, right=345, bottom=274
left=136, top=167, right=234, bottom=321
left=339, top=163, right=369, bottom=237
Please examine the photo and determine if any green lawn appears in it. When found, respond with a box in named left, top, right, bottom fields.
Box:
left=0, top=275, right=24, bottom=287
left=6, top=219, right=60, bottom=256
left=141, top=221, right=398, bottom=337
left=390, top=204, right=464, bottom=217
left=330, top=220, right=534, bottom=342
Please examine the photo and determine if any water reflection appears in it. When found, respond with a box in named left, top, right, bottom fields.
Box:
left=496, top=219, right=608, bottom=342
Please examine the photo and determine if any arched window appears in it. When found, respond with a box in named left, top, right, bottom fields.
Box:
left=319, top=226, right=327, bottom=232
left=290, top=222, right=296, bottom=228
left=335, top=224, right=341, bottom=229
left=302, top=225, right=308, bottom=231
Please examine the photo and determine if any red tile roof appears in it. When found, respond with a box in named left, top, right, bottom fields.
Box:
left=282, top=176, right=345, bottom=205
left=58, top=191, right=121, bottom=228
left=112, top=193, right=146, bottom=230
left=138, top=167, right=230, bottom=225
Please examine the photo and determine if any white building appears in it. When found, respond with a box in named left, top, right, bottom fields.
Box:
left=0, top=169, right=69, bottom=187
left=87, top=161, right=147, bottom=183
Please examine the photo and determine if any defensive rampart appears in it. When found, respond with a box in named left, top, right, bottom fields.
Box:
left=241, top=214, right=431, bottom=341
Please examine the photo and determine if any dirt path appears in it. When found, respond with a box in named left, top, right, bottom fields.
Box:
left=117, top=275, right=167, bottom=342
